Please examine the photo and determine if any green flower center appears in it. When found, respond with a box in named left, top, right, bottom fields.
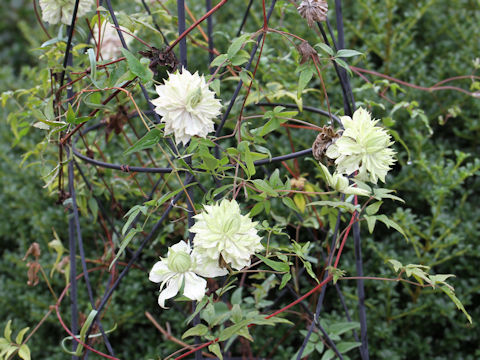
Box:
left=186, top=88, right=202, bottom=112
left=220, top=216, right=241, bottom=236
left=168, top=250, right=192, bottom=273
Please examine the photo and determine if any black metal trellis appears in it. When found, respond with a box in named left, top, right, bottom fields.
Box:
left=55, top=1, right=371, bottom=359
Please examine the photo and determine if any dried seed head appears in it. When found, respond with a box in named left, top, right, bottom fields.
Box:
left=298, top=41, right=319, bottom=64
left=312, top=125, right=340, bottom=163
left=297, top=0, right=329, bottom=27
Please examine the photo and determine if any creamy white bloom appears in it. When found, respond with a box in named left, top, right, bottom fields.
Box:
left=39, top=0, right=94, bottom=25
left=92, top=21, right=132, bottom=60
left=190, top=199, right=263, bottom=270
left=319, top=163, right=370, bottom=197
left=150, top=69, right=222, bottom=146
left=149, top=240, right=226, bottom=308
left=326, top=108, right=396, bottom=184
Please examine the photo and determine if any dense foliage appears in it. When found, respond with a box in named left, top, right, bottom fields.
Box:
left=1, top=0, right=478, bottom=359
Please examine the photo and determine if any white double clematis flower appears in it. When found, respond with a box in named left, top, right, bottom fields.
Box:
left=149, top=240, right=226, bottom=308
left=39, top=0, right=94, bottom=25
left=326, top=107, right=396, bottom=184
left=190, top=199, right=263, bottom=271
left=319, top=163, right=370, bottom=197
left=150, top=68, right=222, bottom=146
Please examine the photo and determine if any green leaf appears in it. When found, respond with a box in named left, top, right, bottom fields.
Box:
left=293, top=193, right=306, bottom=213
left=218, top=319, right=250, bottom=341
left=366, top=201, right=382, bottom=215
left=307, top=200, right=359, bottom=212
left=48, top=237, right=65, bottom=277
left=88, top=197, right=98, bottom=223
left=4, top=320, right=12, bottom=342
left=18, top=344, right=31, bottom=360
left=315, top=43, right=334, bottom=56
left=15, top=327, right=30, bottom=344
left=336, top=341, right=362, bottom=353
left=238, top=142, right=256, bottom=177
left=376, top=215, right=408, bottom=241
left=282, top=197, right=299, bottom=212
left=182, top=324, right=208, bottom=339
left=364, top=215, right=377, bottom=233
left=291, top=342, right=315, bottom=360
left=260, top=114, right=288, bottom=136
left=279, top=272, right=291, bottom=290
left=336, top=49, right=363, bottom=58
left=210, top=78, right=221, bottom=96
left=4, top=346, right=18, bottom=359
left=231, top=288, right=243, bottom=305
left=230, top=50, right=250, bottom=66
left=123, top=128, right=161, bottom=156
left=185, top=296, right=210, bottom=325
left=256, top=254, right=290, bottom=272
left=87, top=48, right=97, bottom=82
left=66, top=103, right=76, bottom=124
left=75, top=309, right=98, bottom=355
left=249, top=202, right=264, bottom=217
left=388, top=259, right=403, bottom=273
left=440, top=286, right=472, bottom=324
left=321, top=349, right=335, bottom=360
left=227, top=34, right=250, bottom=59
left=315, top=341, right=325, bottom=354
left=210, top=54, right=228, bottom=68
left=297, top=67, right=314, bottom=99
left=109, top=227, right=142, bottom=270
left=231, top=304, right=243, bottom=323
left=329, top=322, right=360, bottom=336
left=252, top=179, right=277, bottom=197
left=237, top=326, right=253, bottom=341
left=120, top=48, right=153, bottom=83
left=373, top=188, right=404, bottom=203
left=334, top=58, right=353, bottom=76
left=122, top=205, right=148, bottom=235
left=154, top=185, right=195, bottom=207
left=208, top=343, right=223, bottom=360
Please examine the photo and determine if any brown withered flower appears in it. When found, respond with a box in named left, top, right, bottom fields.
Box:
left=297, top=0, right=329, bottom=27
left=23, top=242, right=42, bottom=286
left=138, top=47, right=179, bottom=74
left=105, top=105, right=128, bottom=142
left=312, top=125, right=340, bottom=163
left=22, top=242, right=41, bottom=261
left=298, top=41, right=319, bottom=64
left=26, top=262, right=41, bottom=286
left=291, top=177, right=307, bottom=190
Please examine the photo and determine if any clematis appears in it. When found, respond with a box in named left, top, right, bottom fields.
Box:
left=39, top=0, right=94, bottom=25
left=190, top=199, right=263, bottom=271
left=319, top=163, right=370, bottom=197
left=326, top=107, right=396, bottom=184
left=149, top=240, right=225, bottom=308
left=150, top=68, right=222, bottom=146
left=92, top=21, right=133, bottom=60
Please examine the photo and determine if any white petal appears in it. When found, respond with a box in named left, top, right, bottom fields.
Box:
left=170, top=240, right=191, bottom=254
left=158, top=275, right=181, bottom=308
left=182, top=272, right=207, bottom=301
left=192, top=249, right=228, bottom=278
left=149, top=261, right=170, bottom=283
